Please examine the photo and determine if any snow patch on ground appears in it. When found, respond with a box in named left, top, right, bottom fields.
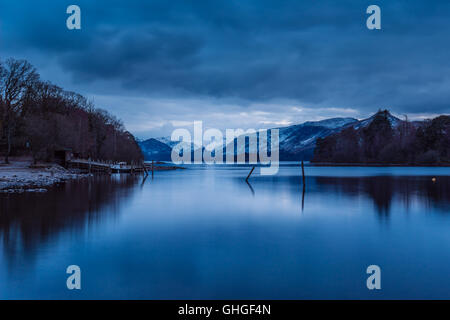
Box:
left=0, top=160, right=90, bottom=193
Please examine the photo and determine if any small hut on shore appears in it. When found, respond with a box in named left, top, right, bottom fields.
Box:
left=54, top=148, right=72, bottom=167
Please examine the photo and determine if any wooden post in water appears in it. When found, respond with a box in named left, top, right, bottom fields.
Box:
left=301, top=161, right=306, bottom=185
left=246, top=166, right=255, bottom=182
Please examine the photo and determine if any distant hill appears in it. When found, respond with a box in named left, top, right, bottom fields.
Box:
left=276, top=117, right=358, bottom=160
left=138, top=110, right=449, bottom=164
left=141, top=117, right=359, bottom=161
left=312, top=110, right=450, bottom=165
left=139, top=138, right=172, bottom=161
left=221, top=117, right=360, bottom=160
left=353, top=110, right=401, bottom=129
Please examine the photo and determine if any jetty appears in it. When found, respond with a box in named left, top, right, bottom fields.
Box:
left=67, top=159, right=182, bottom=174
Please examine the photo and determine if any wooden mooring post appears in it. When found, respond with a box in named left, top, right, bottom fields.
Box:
left=246, top=166, right=255, bottom=182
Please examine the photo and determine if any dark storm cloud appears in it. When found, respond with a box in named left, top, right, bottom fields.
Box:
left=1, top=0, right=450, bottom=117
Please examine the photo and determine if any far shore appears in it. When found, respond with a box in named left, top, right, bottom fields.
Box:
left=143, top=160, right=186, bottom=171
left=309, top=162, right=450, bottom=167
left=2, top=157, right=447, bottom=194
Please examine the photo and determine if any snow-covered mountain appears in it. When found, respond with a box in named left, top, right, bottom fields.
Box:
left=140, top=136, right=204, bottom=161
left=139, top=111, right=405, bottom=161
left=138, top=138, right=172, bottom=161
left=276, top=117, right=358, bottom=159
left=155, top=136, right=202, bottom=153
left=302, top=118, right=359, bottom=129
left=217, top=117, right=359, bottom=160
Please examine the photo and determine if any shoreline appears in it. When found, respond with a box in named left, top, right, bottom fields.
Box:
left=0, top=159, right=184, bottom=193
left=0, top=159, right=91, bottom=193
left=309, top=162, right=450, bottom=167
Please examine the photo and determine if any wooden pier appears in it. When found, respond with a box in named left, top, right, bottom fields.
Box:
left=67, top=159, right=145, bottom=173
left=67, top=159, right=181, bottom=174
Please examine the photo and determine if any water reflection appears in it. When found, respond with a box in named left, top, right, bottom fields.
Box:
left=0, top=174, right=140, bottom=265
left=242, top=174, right=449, bottom=218
left=246, top=180, right=255, bottom=197
left=314, top=176, right=450, bottom=217
left=1, top=167, right=450, bottom=299
left=301, top=183, right=306, bottom=212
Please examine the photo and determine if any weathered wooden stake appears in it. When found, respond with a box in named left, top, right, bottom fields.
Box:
left=246, top=166, right=255, bottom=182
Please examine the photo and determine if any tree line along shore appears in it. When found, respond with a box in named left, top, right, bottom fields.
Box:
left=313, top=110, right=450, bottom=165
left=0, top=58, right=143, bottom=166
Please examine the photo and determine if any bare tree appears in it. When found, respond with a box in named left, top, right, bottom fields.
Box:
left=1, top=58, right=143, bottom=165
left=0, top=59, right=39, bottom=163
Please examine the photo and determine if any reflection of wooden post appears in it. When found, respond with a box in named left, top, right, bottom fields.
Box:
left=142, top=161, right=149, bottom=176
left=151, top=160, right=154, bottom=178
left=301, top=161, right=305, bottom=185
left=246, top=166, right=255, bottom=182
left=301, top=161, right=306, bottom=212
left=302, top=184, right=305, bottom=212
left=246, top=180, right=255, bottom=196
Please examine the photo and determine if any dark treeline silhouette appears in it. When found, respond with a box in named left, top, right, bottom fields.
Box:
left=0, top=58, right=142, bottom=164
left=313, top=110, right=450, bottom=164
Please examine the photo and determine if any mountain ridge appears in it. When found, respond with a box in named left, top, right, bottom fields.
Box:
left=139, top=110, right=429, bottom=162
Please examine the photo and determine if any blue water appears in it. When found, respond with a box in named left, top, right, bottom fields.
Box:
left=0, top=164, right=449, bottom=299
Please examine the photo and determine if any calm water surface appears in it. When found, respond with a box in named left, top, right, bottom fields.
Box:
left=0, top=164, right=449, bottom=299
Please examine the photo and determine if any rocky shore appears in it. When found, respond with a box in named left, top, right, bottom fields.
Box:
left=0, top=159, right=91, bottom=193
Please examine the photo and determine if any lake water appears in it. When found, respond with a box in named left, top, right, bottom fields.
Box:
left=1, top=164, right=449, bottom=299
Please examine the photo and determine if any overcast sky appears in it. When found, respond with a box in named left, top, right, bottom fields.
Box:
left=1, top=0, right=449, bottom=138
